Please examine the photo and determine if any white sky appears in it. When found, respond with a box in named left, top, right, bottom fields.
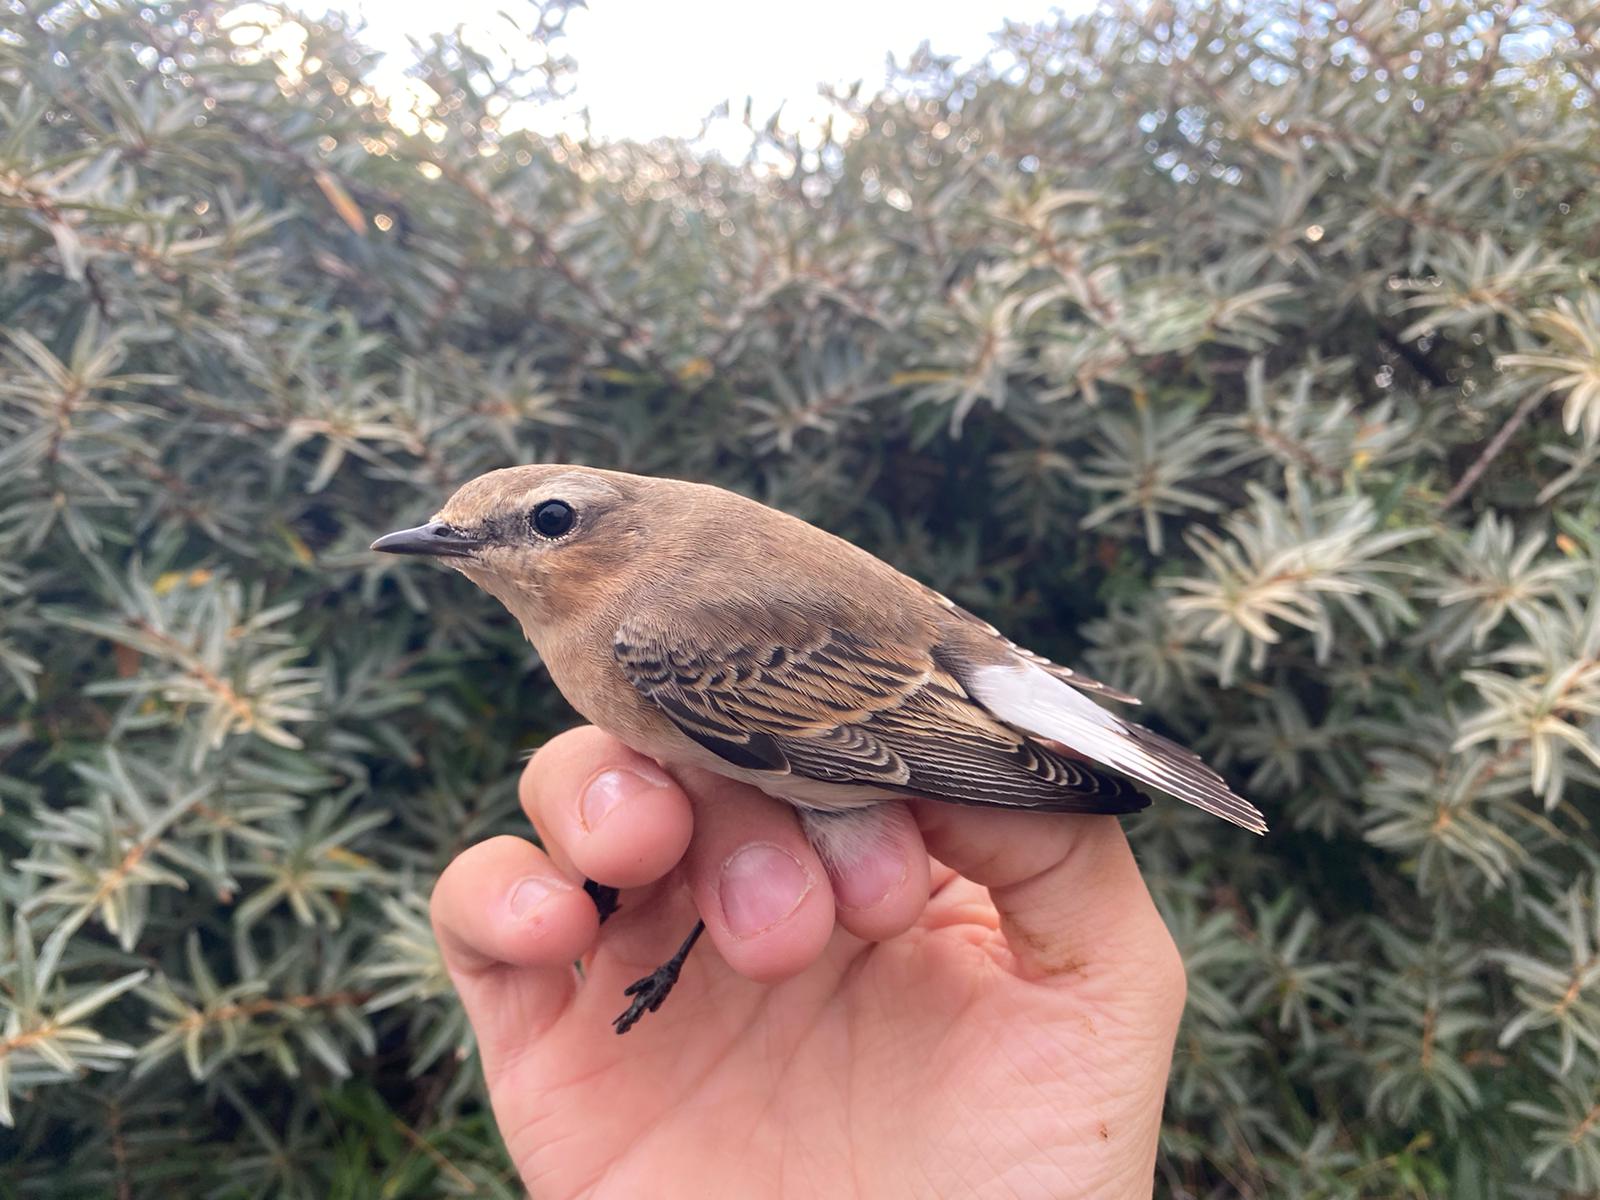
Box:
left=329, top=0, right=1078, bottom=144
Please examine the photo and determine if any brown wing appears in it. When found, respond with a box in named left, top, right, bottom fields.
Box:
left=613, top=611, right=1148, bottom=814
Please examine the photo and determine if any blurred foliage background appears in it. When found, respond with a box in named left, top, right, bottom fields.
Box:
left=3, top=0, right=1599, bottom=1195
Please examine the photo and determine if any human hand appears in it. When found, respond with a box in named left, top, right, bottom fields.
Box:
left=430, top=726, right=1186, bottom=1199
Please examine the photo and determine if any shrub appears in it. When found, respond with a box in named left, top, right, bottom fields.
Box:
left=2, top=0, right=1597, bottom=1194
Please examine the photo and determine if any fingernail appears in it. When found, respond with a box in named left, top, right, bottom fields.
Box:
left=507, top=875, right=568, bottom=921
left=832, top=850, right=908, bottom=911
left=581, top=766, right=671, bottom=833
left=719, top=843, right=813, bottom=938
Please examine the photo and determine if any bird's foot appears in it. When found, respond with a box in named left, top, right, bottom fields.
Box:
left=613, top=962, right=685, bottom=1034
left=612, top=920, right=706, bottom=1035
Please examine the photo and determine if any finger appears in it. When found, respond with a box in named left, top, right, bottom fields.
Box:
left=803, top=804, right=931, bottom=943
left=922, top=872, right=999, bottom=931
left=929, top=858, right=959, bottom=895
left=521, top=726, right=694, bottom=889
left=430, top=836, right=599, bottom=1068
left=909, top=803, right=1185, bottom=1016
left=678, top=768, right=837, bottom=983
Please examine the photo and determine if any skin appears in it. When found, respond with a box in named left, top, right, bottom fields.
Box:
left=431, top=726, right=1187, bottom=1200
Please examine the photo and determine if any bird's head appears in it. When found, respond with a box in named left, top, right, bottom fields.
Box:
left=371, top=464, right=654, bottom=627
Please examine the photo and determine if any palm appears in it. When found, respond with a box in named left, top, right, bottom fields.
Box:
left=432, top=732, right=1184, bottom=1200
left=494, top=872, right=1178, bottom=1200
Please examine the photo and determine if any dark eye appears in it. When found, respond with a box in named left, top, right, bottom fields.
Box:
left=530, top=500, right=575, bottom=539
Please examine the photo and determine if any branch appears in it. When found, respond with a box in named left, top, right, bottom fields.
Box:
left=1441, top=388, right=1548, bottom=510
left=424, top=156, right=680, bottom=382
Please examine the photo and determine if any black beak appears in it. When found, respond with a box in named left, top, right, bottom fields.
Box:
left=370, top=522, right=484, bottom=559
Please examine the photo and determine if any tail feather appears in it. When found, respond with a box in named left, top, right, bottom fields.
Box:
left=959, top=656, right=1267, bottom=835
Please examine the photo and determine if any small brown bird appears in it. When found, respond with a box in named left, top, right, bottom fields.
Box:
left=374, top=465, right=1264, bottom=1031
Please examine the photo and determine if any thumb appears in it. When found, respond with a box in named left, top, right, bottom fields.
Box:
left=909, top=803, right=1184, bottom=995
left=429, top=836, right=597, bottom=1078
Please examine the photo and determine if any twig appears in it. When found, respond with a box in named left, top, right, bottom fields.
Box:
left=82, top=262, right=112, bottom=321
left=391, top=1113, right=477, bottom=1192
left=107, top=1100, right=133, bottom=1200
left=1441, top=387, right=1547, bottom=509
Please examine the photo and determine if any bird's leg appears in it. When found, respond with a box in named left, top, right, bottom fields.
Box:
left=613, top=920, right=706, bottom=1035
left=583, top=875, right=703, bottom=1033
left=583, top=878, right=621, bottom=924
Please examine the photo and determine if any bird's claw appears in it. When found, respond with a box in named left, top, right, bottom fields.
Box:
left=612, top=961, right=684, bottom=1034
